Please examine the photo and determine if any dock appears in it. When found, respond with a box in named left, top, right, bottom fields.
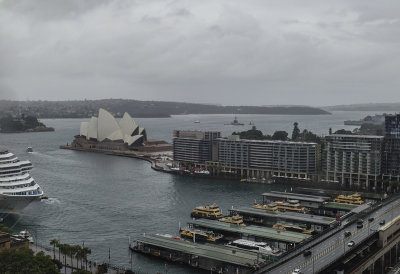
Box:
left=187, top=219, right=310, bottom=246
left=132, top=234, right=266, bottom=273
left=230, top=207, right=336, bottom=231
left=261, top=191, right=330, bottom=208
left=323, top=202, right=359, bottom=212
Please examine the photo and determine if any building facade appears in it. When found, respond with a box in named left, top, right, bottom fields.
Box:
left=173, top=130, right=220, bottom=163
left=216, top=136, right=319, bottom=181
left=382, top=114, right=400, bottom=181
left=322, top=134, right=383, bottom=189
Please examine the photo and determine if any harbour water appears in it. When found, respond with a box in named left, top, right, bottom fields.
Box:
left=0, top=111, right=387, bottom=273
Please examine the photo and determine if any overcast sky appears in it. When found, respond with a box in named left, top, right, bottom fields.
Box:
left=1, top=0, right=399, bottom=106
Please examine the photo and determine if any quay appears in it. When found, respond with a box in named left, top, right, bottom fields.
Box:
left=230, top=207, right=336, bottom=231
left=187, top=219, right=310, bottom=249
left=131, top=234, right=265, bottom=273
left=261, top=191, right=330, bottom=209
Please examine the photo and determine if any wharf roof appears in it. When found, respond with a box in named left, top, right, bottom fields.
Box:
left=188, top=219, right=310, bottom=243
left=323, top=202, right=358, bottom=211
left=230, top=207, right=336, bottom=226
left=136, top=234, right=259, bottom=267
left=262, top=191, right=330, bottom=203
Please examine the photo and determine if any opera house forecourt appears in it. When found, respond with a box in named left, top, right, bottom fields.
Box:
left=64, top=108, right=172, bottom=154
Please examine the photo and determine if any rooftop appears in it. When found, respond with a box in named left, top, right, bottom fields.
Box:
left=188, top=219, right=310, bottom=243
left=262, top=191, right=330, bottom=203
left=136, top=234, right=259, bottom=267
left=231, top=207, right=336, bottom=226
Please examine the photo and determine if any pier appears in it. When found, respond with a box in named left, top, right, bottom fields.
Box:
left=132, top=234, right=266, bottom=273
left=230, top=207, right=336, bottom=231
left=187, top=219, right=310, bottom=249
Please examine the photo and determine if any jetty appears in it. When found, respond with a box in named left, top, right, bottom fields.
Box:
left=132, top=234, right=268, bottom=273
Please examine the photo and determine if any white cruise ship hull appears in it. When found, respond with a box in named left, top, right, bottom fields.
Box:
left=0, top=194, right=40, bottom=214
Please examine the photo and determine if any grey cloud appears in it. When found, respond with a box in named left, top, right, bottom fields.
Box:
left=0, top=0, right=400, bottom=105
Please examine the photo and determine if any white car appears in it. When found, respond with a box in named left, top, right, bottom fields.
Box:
left=347, top=241, right=355, bottom=247
left=292, top=269, right=302, bottom=274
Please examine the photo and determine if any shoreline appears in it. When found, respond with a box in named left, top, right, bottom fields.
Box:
left=60, top=145, right=386, bottom=198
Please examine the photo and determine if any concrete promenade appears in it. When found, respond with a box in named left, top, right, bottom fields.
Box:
left=30, top=242, right=143, bottom=274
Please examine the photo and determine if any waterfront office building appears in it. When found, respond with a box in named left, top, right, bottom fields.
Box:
left=173, top=130, right=221, bottom=163
left=322, top=135, right=383, bottom=189
left=382, top=114, right=400, bottom=180
left=216, top=136, right=319, bottom=181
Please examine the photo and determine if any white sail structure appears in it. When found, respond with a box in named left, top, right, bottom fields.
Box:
left=79, top=108, right=146, bottom=147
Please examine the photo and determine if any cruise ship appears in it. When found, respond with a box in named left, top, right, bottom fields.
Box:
left=0, top=150, right=43, bottom=213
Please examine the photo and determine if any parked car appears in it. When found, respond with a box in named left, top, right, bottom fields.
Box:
left=368, top=217, right=374, bottom=222
left=347, top=241, right=355, bottom=247
left=380, top=220, right=386, bottom=225
left=357, top=223, right=363, bottom=229
left=344, top=231, right=352, bottom=237
left=303, top=249, right=312, bottom=257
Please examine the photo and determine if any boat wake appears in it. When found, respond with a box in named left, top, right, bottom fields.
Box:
left=41, top=198, right=61, bottom=205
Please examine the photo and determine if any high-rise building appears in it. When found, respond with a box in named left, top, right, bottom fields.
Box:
left=322, top=135, right=383, bottom=189
left=382, top=114, right=400, bottom=180
left=217, top=136, right=319, bottom=181
left=173, top=130, right=220, bottom=163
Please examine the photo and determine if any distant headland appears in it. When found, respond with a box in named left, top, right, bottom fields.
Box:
left=0, top=99, right=330, bottom=118
left=0, top=114, right=54, bottom=133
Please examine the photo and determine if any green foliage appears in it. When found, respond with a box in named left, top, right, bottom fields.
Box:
left=300, top=129, right=321, bottom=143
left=334, top=129, right=354, bottom=135
left=0, top=249, right=59, bottom=274
left=72, top=270, right=91, bottom=274
left=272, top=131, right=288, bottom=141
left=0, top=224, right=12, bottom=234
left=233, top=126, right=266, bottom=140
left=0, top=114, right=45, bottom=132
left=359, top=123, right=384, bottom=136
left=291, top=122, right=300, bottom=140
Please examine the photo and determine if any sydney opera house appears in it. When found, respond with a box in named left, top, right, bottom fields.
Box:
left=71, top=108, right=171, bottom=152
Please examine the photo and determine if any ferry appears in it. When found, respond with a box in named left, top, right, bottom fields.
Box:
left=226, top=239, right=279, bottom=255
left=273, top=200, right=308, bottom=213
left=334, top=193, right=364, bottom=205
left=218, top=214, right=246, bottom=226
left=224, top=116, right=244, bottom=126
left=180, top=228, right=223, bottom=243
left=273, top=223, right=315, bottom=235
left=253, top=202, right=279, bottom=211
left=191, top=203, right=224, bottom=219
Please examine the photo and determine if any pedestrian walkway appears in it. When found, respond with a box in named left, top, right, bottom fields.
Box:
left=29, top=242, right=139, bottom=274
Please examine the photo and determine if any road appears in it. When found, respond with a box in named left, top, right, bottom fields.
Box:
left=258, top=197, right=400, bottom=274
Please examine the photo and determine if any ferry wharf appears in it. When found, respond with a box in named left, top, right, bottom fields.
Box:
left=131, top=234, right=268, bottom=273
left=187, top=219, right=310, bottom=250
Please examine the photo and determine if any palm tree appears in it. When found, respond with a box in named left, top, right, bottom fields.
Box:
left=50, top=239, right=59, bottom=260
left=59, top=244, right=69, bottom=273
left=83, top=247, right=91, bottom=270
left=73, top=245, right=82, bottom=270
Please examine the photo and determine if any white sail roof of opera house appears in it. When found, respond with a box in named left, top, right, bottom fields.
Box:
left=79, top=108, right=147, bottom=146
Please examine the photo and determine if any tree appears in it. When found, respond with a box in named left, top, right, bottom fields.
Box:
left=81, top=246, right=92, bottom=270
left=334, top=129, right=353, bottom=135
left=272, top=131, right=288, bottom=141
left=0, top=224, right=13, bottom=234
left=50, top=239, right=59, bottom=260
left=0, top=249, right=58, bottom=274
left=291, top=122, right=300, bottom=141
left=72, top=271, right=91, bottom=274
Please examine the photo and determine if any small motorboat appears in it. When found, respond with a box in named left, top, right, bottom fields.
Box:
left=26, top=147, right=33, bottom=153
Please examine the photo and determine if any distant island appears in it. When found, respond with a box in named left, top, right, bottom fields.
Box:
left=325, top=102, right=400, bottom=111
left=0, top=99, right=330, bottom=119
left=0, top=114, right=54, bottom=133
